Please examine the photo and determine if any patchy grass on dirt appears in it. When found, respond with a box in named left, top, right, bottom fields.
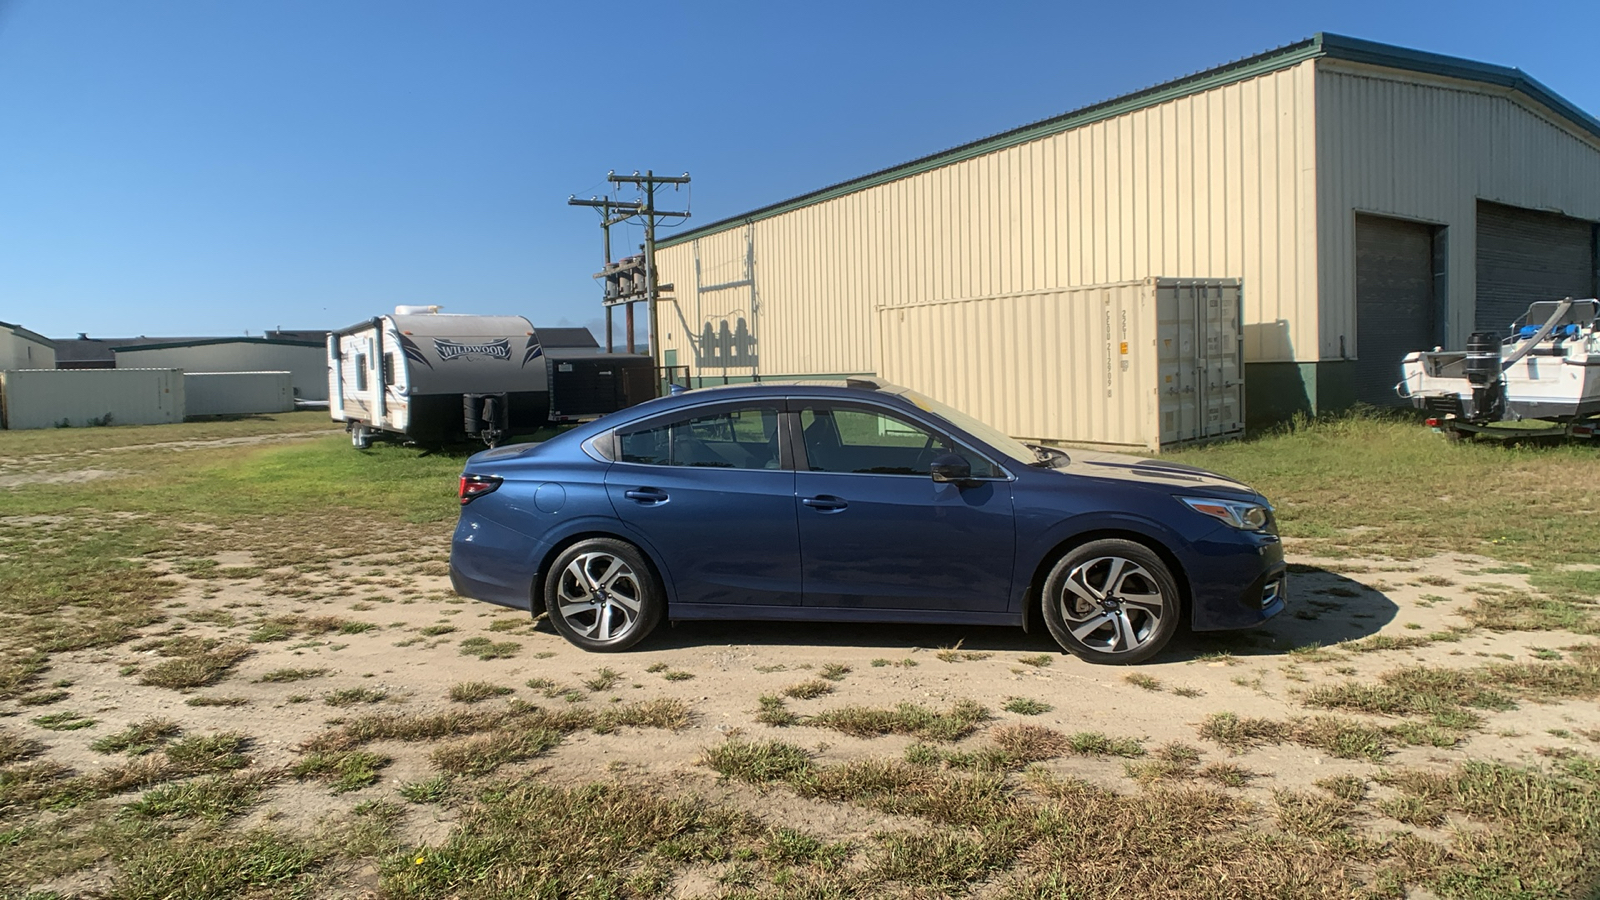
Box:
left=5, top=413, right=1600, bottom=898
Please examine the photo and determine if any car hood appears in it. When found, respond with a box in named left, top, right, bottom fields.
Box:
left=1055, top=450, right=1255, bottom=495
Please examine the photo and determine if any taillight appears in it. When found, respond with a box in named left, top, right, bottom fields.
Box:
left=459, top=474, right=502, bottom=505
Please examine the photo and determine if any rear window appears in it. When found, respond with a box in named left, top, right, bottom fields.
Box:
left=618, top=406, right=781, bottom=470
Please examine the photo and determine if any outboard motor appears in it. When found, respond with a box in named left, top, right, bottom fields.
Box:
left=1463, top=331, right=1504, bottom=422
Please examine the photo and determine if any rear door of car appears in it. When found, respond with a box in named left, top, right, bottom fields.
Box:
left=790, top=399, right=1015, bottom=612
left=604, top=399, right=802, bottom=607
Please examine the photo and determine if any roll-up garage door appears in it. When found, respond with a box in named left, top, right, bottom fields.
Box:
left=1476, top=201, right=1597, bottom=335
left=1355, top=215, right=1436, bottom=406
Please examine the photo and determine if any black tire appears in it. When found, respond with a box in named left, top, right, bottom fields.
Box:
left=543, top=538, right=663, bottom=652
left=1040, top=538, right=1181, bottom=665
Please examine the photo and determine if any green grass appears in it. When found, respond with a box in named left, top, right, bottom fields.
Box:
left=1064, top=732, right=1146, bottom=758
left=1002, top=697, right=1052, bottom=715
left=32, top=711, right=96, bottom=732
left=756, top=695, right=798, bottom=727
left=448, top=681, right=514, bottom=703
left=292, top=750, right=391, bottom=793
left=255, top=667, right=329, bottom=683
left=1167, top=412, right=1600, bottom=563
left=124, top=772, right=271, bottom=821
left=781, top=678, right=833, bottom=700
left=324, top=687, right=389, bottom=707
left=8, top=408, right=1600, bottom=898
left=808, top=700, right=990, bottom=742
left=582, top=668, right=621, bottom=691
left=91, top=719, right=182, bottom=755
left=457, top=637, right=520, bottom=660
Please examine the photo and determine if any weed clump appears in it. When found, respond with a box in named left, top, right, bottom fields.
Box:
left=809, top=700, right=989, bottom=742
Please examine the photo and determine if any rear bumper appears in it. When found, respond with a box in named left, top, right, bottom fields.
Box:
left=448, top=514, right=541, bottom=611
left=1185, top=529, right=1286, bottom=632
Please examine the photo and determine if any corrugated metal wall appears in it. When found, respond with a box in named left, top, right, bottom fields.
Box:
left=877, top=279, right=1242, bottom=450
left=184, top=372, right=294, bottom=417
left=0, top=369, right=184, bottom=430
left=1316, top=61, right=1600, bottom=357
left=0, top=329, right=56, bottom=370
left=115, top=343, right=328, bottom=400
left=655, top=60, right=1319, bottom=379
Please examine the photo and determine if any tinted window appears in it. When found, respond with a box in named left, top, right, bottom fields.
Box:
left=799, top=407, right=999, bottom=477
left=619, top=406, right=781, bottom=469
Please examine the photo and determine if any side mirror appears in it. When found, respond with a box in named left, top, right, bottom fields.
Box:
left=930, top=453, right=974, bottom=486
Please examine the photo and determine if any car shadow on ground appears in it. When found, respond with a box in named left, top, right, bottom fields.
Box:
left=638, top=566, right=1399, bottom=664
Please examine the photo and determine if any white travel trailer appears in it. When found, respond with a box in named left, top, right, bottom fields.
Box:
left=330, top=307, right=552, bottom=448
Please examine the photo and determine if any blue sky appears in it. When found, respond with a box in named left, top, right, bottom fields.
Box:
left=1, top=0, right=1597, bottom=343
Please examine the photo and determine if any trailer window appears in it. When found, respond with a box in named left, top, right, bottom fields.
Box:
left=355, top=354, right=368, bottom=391
left=383, top=353, right=396, bottom=386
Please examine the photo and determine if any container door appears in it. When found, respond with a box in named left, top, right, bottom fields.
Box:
left=1157, top=286, right=1200, bottom=443
left=1200, top=283, right=1243, bottom=437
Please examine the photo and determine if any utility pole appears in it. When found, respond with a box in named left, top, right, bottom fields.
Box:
left=566, top=196, right=643, bottom=352
left=569, top=171, right=689, bottom=394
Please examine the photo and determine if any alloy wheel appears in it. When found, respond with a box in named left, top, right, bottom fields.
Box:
left=1056, top=555, right=1166, bottom=655
left=554, top=551, right=644, bottom=643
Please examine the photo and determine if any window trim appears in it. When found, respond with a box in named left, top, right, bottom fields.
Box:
left=606, top=399, right=793, bottom=472
left=789, top=399, right=1013, bottom=481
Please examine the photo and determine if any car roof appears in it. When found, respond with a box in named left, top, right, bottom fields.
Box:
left=643, top=377, right=918, bottom=411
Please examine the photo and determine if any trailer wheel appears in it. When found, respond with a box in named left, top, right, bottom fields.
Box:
left=351, top=424, right=372, bottom=449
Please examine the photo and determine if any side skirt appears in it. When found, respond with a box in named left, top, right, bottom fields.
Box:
left=668, top=604, right=1021, bottom=628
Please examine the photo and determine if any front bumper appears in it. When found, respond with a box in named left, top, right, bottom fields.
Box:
left=1185, top=528, right=1286, bottom=631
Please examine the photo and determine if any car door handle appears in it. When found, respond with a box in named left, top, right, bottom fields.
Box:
left=802, top=495, right=848, bottom=512
left=624, top=488, right=669, bottom=504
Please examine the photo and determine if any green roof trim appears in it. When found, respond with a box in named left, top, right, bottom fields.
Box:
left=113, top=337, right=325, bottom=353
left=659, top=32, right=1600, bottom=250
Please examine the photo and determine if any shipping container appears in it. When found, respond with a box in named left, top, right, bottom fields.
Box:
left=184, top=371, right=294, bottom=417
left=0, top=368, right=184, bottom=430
left=876, top=279, right=1242, bottom=452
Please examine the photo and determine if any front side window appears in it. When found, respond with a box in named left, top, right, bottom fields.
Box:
left=799, top=406, right=1000, bottom=477
left=618, top=405, right=781, bottom=469
left=355, top=354, right=368, bottom=391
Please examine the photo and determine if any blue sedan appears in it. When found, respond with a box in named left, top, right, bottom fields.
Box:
left=449, top=378, right=1285, bottom=664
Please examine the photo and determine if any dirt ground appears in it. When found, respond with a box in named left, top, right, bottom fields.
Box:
left=16, top=516, right=1598, bottom=897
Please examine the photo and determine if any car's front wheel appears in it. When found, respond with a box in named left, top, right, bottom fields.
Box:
left=1040, top=539, right=1180, bottom=665
left=544, top=538, right=663, bottom=652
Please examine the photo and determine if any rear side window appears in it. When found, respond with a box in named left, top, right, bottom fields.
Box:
left=799, top=406, right=1000, bottom=477
left=618, top=406, right=781, bottom=469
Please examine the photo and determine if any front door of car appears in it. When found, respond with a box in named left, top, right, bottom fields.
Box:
left=604, top=401, right=802, bottom=607
left=792, top=402, right=1015, bottom=612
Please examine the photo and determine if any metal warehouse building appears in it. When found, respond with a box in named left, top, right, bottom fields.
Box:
left=652, top=33, right=1600, bottom=447
left=112, top=337, right=328, bottom=402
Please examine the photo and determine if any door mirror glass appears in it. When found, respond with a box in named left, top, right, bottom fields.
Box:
left=929, top=453, right=972, bottom=484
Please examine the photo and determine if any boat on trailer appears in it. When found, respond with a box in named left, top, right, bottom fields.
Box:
left=1396, top=298, right=1600, bottom=440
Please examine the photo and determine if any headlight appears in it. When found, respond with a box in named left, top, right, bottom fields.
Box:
left=1180, top=496, right=1271, bottom=530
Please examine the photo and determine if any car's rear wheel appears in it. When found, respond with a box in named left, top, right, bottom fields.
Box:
left=1041, top=539, right=1180, bottom=665
left=544, top=538, right=663, bottom=652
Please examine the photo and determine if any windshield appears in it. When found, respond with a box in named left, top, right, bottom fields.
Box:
left=892, top=387, right=1042, bottom=467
